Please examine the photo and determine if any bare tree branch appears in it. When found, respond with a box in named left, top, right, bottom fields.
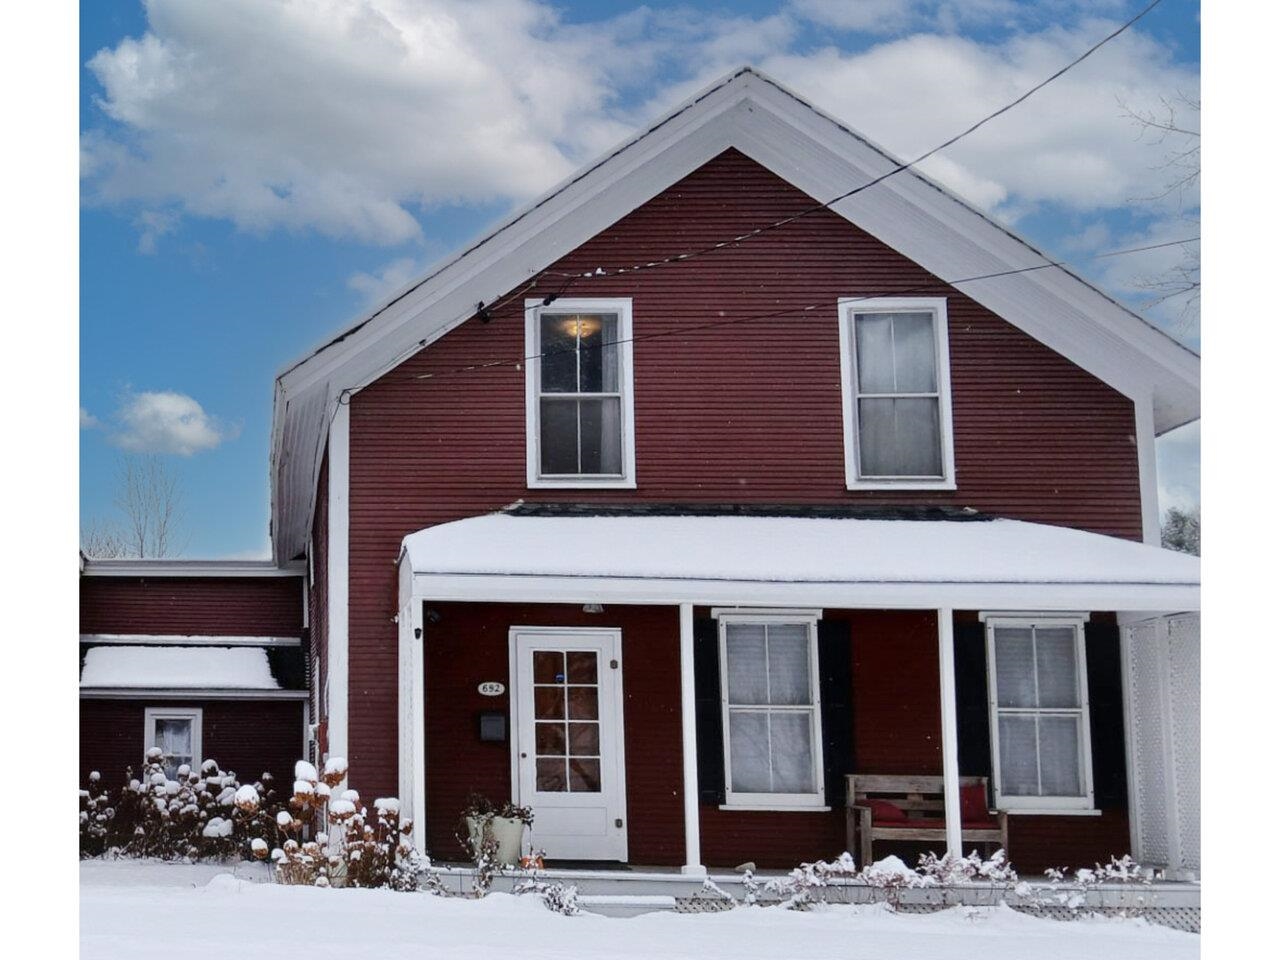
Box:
left=102, top=454, right=187, bottom=558
left=79, top=518, right=129, bottom=559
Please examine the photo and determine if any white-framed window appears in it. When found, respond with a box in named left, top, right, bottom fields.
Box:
left=983, top=616, right=1094, bottom=812
left=837, top=297, right=955, bottom=489
left=525, top=298, right=636, bottom=488
left=143, top=707, right=203, bottom=780
left=717, top=611, right=825, bottom=809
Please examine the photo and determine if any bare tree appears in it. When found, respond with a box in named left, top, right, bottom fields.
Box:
left=79, top=517, right=129, bottom=559
left=115, top=455, right=186, bottom=558
left=82, top=454, right=187, bottom=558
left=1122, top=93, right=1200, bottom=326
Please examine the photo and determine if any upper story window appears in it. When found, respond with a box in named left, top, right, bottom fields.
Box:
left=838, top=297, right=955, bottom=489
left=144, top=707, right=203, bottom=780
left=984, top=615, right=1095, bottom=813
left=525, top=298, right=635, bottom=488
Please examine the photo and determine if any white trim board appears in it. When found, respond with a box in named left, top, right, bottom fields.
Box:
left=269, top=66, right=1198, bottom=563
left=80, top=634, right=302, bottom=647
left=83, top=688, right=310, bottom=700
left=326, top=402, right=351, bottom=766
left=82, top=559, right=306, bottom=578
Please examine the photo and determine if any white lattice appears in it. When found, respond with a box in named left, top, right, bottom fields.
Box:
left=1168, top=615, right=1201, bottom=873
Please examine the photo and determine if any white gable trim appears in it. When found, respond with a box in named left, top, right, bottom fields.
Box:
left=271, top=67, right=1198, bottom=563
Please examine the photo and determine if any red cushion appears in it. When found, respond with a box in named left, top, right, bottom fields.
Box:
left=866, top=799, right=907, bottom=822
left=960, top=783, right=990, bottom=822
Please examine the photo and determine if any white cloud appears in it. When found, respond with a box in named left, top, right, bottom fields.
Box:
left=81, top=1, right=1198, bottom=251
left=347, top=256, right=428, bottom=303
left=1156, top=420, right=1199, bottom=515
left=109, top=390, right=238, bottom=456
left=80, top=407, right=100, bottom=429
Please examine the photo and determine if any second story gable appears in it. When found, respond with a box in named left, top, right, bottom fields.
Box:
left=350, top=148, right=1145, bottom=541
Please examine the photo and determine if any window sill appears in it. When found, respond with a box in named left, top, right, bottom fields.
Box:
left=845, top=479, right=957, bottom=491
left=718, top=804, right=831, bottom=813
left=527, top=478, right=637, bottom=490
left=1003, top=808, right=1102, bottom=817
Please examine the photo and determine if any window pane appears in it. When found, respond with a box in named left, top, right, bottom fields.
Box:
left=770, top=712, right=815, bottom=793
left=994, top=628, right=1036, bottom=708
left=1035, top=628, right=1080, bottom=708
left=568, top=757, right=602, bottom=792
left=155, top=718, right=191, bottom=758
left=567, top=686, right=598, bottom=720
left=577, top=314, right=618, bottom=393
left=534, top=687, right=565, bottom=720
left=998, top=715, right=1039, bottom=796
left=540, top=315, right=578, bottom=393
left=533, top=651, right=565, bottom=684
left=855, top=313, right=896, bottom=393
left=536, top=758, right=568, bottom=792
left=568, top=722, right=599, bottom=756
left=577, top=397, right=622, bottom=475
left=1038, top=715, right=1083, bottom=796
left=536, top=722, right=566, bottom=756
left=857, top=397, right=941, bottom=476
left=540, top=398, right=579, bottom=474
left=728, top=710, right=772, bottom=792
left=566, top=652, right=597, bottom=684
left=889, top=313, right=937, bottom=392
left=766, top=624, right=810, bottom=705
left=725, top=624, right=768, bottom=704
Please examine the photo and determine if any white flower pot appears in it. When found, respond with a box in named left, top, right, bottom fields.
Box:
left=466, top=815, right=526, bottom=866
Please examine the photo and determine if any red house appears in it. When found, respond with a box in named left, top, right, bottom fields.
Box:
left=85, top=68, right=1201, bottom=878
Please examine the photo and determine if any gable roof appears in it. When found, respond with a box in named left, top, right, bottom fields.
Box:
left=270, top=66, right=1200, bottom=563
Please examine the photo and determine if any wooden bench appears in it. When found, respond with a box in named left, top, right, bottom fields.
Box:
left=846, top=774, right=1008, bottom=867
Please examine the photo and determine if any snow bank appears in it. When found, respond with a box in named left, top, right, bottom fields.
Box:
left=80, top=646, right=279, bottom=689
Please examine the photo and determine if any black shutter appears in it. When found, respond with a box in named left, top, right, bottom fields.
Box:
left=953, top=619, right=993, bottom=780
left=692, top=617, right=725, bottom=805
left=817, top=619, right=855, bottom=807
left=1085, top=619, right=1127, bottom=809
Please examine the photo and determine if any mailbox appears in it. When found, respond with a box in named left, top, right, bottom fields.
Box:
left=478, top=711, right=507, bottom=742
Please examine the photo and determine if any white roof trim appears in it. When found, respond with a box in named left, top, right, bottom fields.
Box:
left=399, top=513, right=1199, bottom=612
left=80, top=634, right=302, bottom=647
left=80, top=688, right=310, bottom=701
left=82, top=559, right=305, bottom=578
left=272, top=66, right=1200, bottom=563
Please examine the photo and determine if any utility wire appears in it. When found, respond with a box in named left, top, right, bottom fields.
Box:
left=410, top=236, right=1197, bottom=384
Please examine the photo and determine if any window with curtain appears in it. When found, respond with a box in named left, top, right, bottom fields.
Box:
left=840, top=298, right=954, bottom=486
left=527, top=300, right=633, bottom=485
left=986, top=619, right=1094, bottom=811
left=719, top=616, right=824, bottom=807
left=144, top=708, right=202, bottom=780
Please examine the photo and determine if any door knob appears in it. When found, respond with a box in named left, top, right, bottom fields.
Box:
left=520, top=752, right=528, bottom=758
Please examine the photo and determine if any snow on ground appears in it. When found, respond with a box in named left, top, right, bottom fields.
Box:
left=81, top=861, right=1197, bottom=960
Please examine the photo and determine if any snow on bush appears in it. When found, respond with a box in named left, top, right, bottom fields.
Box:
left=79, top=757, right=279, bottom=861
left=514, top=878, right=582, bottom=915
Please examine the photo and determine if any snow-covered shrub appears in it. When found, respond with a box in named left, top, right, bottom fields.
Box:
left=80, top=756, right=280, bottom=861
left=917, top=849, right=1018, bottom=886
left=513, top=878, right=582, bottom=916
left=765, top=852, right=863, bottom=909
left=1025, top=854, right=1153, bottom=917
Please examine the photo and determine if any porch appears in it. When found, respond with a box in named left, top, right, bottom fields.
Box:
left=394, top=506, right=1200, bottom=879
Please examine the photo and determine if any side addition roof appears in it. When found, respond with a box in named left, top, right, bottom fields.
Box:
left=270, top=66, right=1200, bottom=563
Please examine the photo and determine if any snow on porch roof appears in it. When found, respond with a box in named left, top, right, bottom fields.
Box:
left=400, top=512, right=1200, bottom=611
left=79, top=646, right=282, bottom=691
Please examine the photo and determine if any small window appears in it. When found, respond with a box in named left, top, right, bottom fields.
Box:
left=838, top=297, right=955, bottom=489
left=525, top=298, right=635, bottom=488
left=985, top=618, right=1094, bottom=811
left=143, top=707, right=202, bottom=780
left=718, top=614, right=825, bottom=808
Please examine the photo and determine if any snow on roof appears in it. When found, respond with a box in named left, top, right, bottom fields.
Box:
left=402, top=513, right=1198, bottom=586
left=80, top=646, right=281, bottom=690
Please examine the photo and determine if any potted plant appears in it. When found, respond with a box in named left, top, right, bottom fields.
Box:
left=459, top=793, right=534, bottom=867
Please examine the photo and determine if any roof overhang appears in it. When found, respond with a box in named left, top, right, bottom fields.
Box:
left=399, top=513, right=1200, bottom=612
left=81, top=559, right=305, bottom=578
left=272, top=66, right=1200, bottom=563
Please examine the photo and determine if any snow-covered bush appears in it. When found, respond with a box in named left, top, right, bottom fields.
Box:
left=513, top=878, right=582, bottom=915
left=1022, top=854, right=1153, bottom=916
left=80, top=755, right=279, bottom=861
left=917, top=849, right=1018, bottom=886
left=764, top=852, right=863, bottom=909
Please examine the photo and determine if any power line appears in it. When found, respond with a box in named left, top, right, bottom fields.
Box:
left=409, top=235, right=1197, bottom=384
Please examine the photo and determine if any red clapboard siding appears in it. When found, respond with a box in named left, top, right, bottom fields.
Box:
left=80, top=576, right=304, bottom=637
left=79, top=698, right=304, bottom=791
left=344, top=148, right=1143, bottom=800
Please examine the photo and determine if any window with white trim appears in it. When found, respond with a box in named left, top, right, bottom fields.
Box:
left=985, top=617, right=1094, bottom=811
left=838, top=297, right=954, bottom=488
left=525, top=298, right=635, bottom=488
left=144, top=707, right=203, bottom=780
left=719, top=613, right=825, bottom=808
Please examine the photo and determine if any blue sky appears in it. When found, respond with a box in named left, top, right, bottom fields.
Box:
left=79, top=0, right=1201, bottom=558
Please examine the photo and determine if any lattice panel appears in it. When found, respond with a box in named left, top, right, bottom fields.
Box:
left=1126, top=619, right=1171, bottom=866
left=1168, top=614, right=1201, bottom=872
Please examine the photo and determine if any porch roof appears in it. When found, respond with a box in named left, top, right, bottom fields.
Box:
left=399, top=512, right=1200, bottom=611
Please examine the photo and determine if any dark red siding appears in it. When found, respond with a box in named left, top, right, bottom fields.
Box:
left=342, top=150, right=1143, bottom=833
left=419, top=602, right=1127, bottom=872
left=80, top=576, right=304, bottom=637
left=80, top=698, right=303, bottom=791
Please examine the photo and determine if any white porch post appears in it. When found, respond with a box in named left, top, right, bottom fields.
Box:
left=678, top=602, right=705, bottom=875
left=397, top=557, right=428, bottom=853
left=937, top=608, right=962, bottom=859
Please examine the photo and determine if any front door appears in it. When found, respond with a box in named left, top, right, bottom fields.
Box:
left=511, top=627, right=628, bottom=862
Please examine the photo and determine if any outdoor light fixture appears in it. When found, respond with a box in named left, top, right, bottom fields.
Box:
left=582, top=603, right=604, bottom=614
